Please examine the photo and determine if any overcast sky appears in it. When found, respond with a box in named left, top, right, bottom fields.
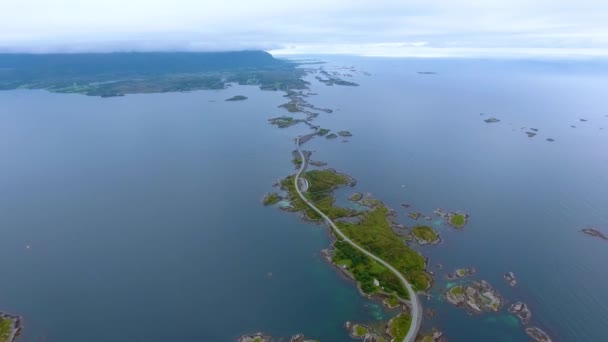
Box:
left=2, top=0, right=608, bottom=57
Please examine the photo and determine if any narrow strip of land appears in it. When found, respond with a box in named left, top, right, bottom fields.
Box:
left=294, top=135, right=422, bottom=342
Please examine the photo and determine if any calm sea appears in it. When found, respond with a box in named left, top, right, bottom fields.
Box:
left=1, top=56, right=607, bottom=341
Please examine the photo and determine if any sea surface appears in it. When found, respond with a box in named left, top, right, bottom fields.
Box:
left=1, top=57, right=608, bottom=341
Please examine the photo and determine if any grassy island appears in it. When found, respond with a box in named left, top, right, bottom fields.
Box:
left=449, top=214, right=467, bottom=228
left=389, top=312, right=412, bottom=341
left=0, top=314, right=19, bottom=342
left=317, top=128, right=330, bottom=136
left=225, top=95, right=248, bottom=101
left=263, top=193, right=281, bottom=206
left=268, top=116, right=302, bottom=128
left=353, top=325, right=368, bottom=337
left=326, top=133, right=338, bottom=139
left=411, top=226, right=440, bottom=244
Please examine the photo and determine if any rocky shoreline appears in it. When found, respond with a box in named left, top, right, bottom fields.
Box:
left=0, top=312, right=22, bottom=342
left=445, top=280, right=503, bottom=313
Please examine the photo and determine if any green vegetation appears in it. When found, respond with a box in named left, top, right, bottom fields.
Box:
left=280, top=169, right=355, bottom=221
left=333, top=241, right=408, bottom=299
left=449, top=285, right=464, bottom=296
left=0, top=316, right=14, bottom=342
left=338, top=130, right=353, bottom=137
left=279, top=101, right=301, bottom=112
left=326, top=133, right=338, bottom=139
left=225, top=95, right=248, bottom=101
left=386, top=294, right=400, bottom=308
left=354, top=325, right=368, bottom=336
left=389, top=312, right=412, bottom=341
left=449, top=214, right=467, bottom=228
left=338, top=206, right=431, bottom=290
left=411, top=226, right=439, bottom=243
left=0, top=51, right=309, bottom=96
left=317, top=128, right=330, bottom=136
left=263, top=193, right=281, bottom=206
left=408, top=212, right=421, bottom=220
left=269, top=116, right=302, bottom=128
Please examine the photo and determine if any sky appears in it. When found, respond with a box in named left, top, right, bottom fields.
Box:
left=1, top=0, right=608, bottom=58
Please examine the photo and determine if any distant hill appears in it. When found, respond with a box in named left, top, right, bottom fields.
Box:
left=0, top=51, right=308, bottom=96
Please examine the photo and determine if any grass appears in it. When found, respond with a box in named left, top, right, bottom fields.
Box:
left=354, top=325, right=368, bottom=336
left=449, top=214, right=467, bottom=228
left=449, top=285, right=463, bottom=296
left=333, top=241, right=409, bottom=299
left=389, top=312, right=412, bottom=341
left=263, top=193, right=281, bottom=206
left=0, top=317, right=14, bottom=342
left=411, top=226, right=439, bottom=243
left=317, top=128, right=330, bottom=136
left=387, top=294, right=400, bottom=308
left=280, top=169, right=354, bottom=220
left=338, top=206, right=431, bottom=290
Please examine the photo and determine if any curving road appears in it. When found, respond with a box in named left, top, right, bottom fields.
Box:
left=294, top=135, right=422, bottom=342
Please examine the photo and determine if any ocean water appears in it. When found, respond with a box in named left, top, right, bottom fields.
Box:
left=1, top=56, right=607, bottom=341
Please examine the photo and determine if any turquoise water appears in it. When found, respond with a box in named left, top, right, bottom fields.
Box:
left=1, top=57, right=608, bottom=341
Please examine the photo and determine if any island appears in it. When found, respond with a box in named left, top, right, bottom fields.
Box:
left=525, top=327, right=552, bottom=342
left=434, top=209, right=469, bottom=229
left=509, top=302, right=532, bottom=324
left=410, top=226, right=440, bottom=245
left=268, top=116, right=302, bottom=128
left=446, top=267, right=475, bottom=279
left=238, top=333, right=319, bottom=342
left=445, top=280, right=502, bottom=313
left=338, top=130, right=353, bottom=137
left=0, top=313, right=22, bottom=342
left=326, top=133, right=338, bottom=139
left=484, top=117, right=500, bottom=123
left=504, top=271, right=517, bottom=286
left=225, top=95, right=248, bottom=101
left=416, top=330, right=446, bottom=342
left=581, top=227, right=607, bottom=240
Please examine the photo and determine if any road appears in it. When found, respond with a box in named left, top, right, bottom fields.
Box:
left=294, top=135, right=422, bottom=342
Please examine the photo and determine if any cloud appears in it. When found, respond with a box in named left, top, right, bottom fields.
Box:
left=1, top=0, right=607, bottom=57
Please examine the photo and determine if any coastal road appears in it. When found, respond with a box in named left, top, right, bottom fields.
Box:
left=294, top=135, right=422, bottom=342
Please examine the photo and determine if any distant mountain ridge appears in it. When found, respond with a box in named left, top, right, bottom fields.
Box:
left=0, top=50, right=307, bottom=96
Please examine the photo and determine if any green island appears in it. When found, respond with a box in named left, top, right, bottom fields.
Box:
left=389, top=312, right=413, bottom=341
left=269, top=116, right=302, bottom=128
left=348, top=192, right=363, bottom=202
left=225, top=95, right=248, bottom=101
left=317, top=128, right=330, bottom=136
left=411, top=226, right=440, bottom=244
left=449, top=213, right=467, bottom=228
left=353, top=324, right=368, bottom=337
left=338, top=130, right=353, bottom=137
left=326, top=133, right=338, bottom=139
left=262, top=193, right=281, bottom=206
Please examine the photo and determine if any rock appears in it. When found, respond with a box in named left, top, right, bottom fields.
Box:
left=525, top=327, right=552, bottom=342
left=581, top=227, right=608, bottom=240
left=446, top=280, right=503, bottom=313
left=484, top=117, right=500, bottom=123
left=238, top=332, right=271, bottom=342
left=509, top=301, right=532, bottom=324
left=525, top=131, right=537, bottom=138
left=504, top=271, right=517, bottom=286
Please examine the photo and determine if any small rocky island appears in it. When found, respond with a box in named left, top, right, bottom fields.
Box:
left=446, top=267, right=475, bottom=279
left=338, top=130, right=353, bottom=137
left=525, top=327, right=552, bottom=342
left=225, top=95, right=248, bottom=101
left=484, top=117, right=500, bottom=123
left=269, top=116, right=303, bottom=128
left=237, top=333, right=318, bottom=342
left=445, top=280, right=503, bottom=313
left=411, top=225, right=441, bottom=245
left=509, top=302, right=532, bottom=324
left=504, top=271, right=517, bottom=286
left=0, top=312, right=22, bottom=342
left=262, top=193, right=282, bottom=206
left=434, top=208, right=469, bottom=228
left=581, top=227, right=607, bottom=240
